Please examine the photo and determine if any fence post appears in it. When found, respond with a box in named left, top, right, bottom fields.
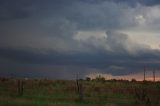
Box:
left=144, top=67, right=146, bottom=81
left=153, top=69, right=155, bottom=82
left=76, top=75, right=83, bottom=102
left=17, top=79, right=24, bottom=96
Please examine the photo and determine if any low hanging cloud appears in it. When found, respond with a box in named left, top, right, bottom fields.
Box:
left=74, top=30, right=153, bottom=55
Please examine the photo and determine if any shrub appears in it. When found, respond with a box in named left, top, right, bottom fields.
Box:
left=95, top=75, right=105, bottom=82
left=131, top=78, right=137, bottom=82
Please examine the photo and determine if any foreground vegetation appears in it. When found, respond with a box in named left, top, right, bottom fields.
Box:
left=0, top=77, right=160, bottom=106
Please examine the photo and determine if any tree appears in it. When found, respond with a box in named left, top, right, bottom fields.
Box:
left=85, top=77, right=91, bottom=81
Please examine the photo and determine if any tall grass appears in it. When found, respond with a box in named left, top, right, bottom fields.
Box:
left=0, top=77, right=159, bottom=106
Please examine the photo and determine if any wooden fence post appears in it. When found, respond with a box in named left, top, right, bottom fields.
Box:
left=76, top=75, right=83, bottom=102
left=17, top=79, right=24, bottom=96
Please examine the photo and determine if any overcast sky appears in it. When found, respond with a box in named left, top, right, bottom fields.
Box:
left=0, top=0, right=160, bottom=79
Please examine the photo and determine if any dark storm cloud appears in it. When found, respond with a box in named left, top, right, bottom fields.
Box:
left=86, top=0, right=160, bottom=6
left=0, top=47, right=160, bottom=76
left=0, top=0, right=140, bottom=29
left=0, top=0, right=35, bottom=20
left=0, top=0, right=160, bottom=79
left=0, top=0, right=77, bottom=21
left=0, top=0, right=158, bottom=31
left=0, top=0, right=159, bottom=21
left=119, top=0, right=160, bottom=6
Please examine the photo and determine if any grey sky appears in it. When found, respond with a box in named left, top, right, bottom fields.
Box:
left=0, top=0, right=160, bottom=79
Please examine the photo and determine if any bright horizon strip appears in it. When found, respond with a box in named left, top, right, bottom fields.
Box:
left=86, top=71, right=160, bottom=81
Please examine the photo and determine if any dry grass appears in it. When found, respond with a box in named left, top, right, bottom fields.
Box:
left=0, top=78, right=160, bottom=106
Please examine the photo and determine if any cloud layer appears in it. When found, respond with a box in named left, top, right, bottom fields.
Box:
left=0, top=0, right=160, bottom=79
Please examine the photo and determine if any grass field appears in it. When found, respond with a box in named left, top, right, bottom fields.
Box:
left=0, top=77, right=160, bottom=106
